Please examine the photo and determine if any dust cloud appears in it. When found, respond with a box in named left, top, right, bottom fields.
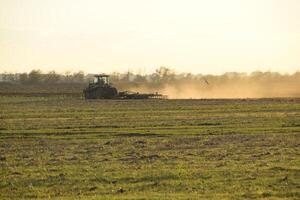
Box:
left=129, top=81, right=300, bottom=99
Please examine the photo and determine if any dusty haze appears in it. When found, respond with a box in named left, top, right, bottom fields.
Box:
left=127, top=80, right=300, bottom=99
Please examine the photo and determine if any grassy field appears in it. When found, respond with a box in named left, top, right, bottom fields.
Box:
left=0, top=95, right=300, bottom=199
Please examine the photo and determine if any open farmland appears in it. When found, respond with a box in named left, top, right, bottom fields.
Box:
left=0, top=96, right=300, bottom=199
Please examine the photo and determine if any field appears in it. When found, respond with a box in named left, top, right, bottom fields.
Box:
left=0, top=95, right=300, bottom=199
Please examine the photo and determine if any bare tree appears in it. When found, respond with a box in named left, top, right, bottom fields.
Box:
left=44, top=71, right=60, bottom=84
left=28, top=69, right=42, bottom=84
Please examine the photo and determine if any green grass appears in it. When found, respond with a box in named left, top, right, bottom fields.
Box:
left=0, top=96, right=300, bottom=199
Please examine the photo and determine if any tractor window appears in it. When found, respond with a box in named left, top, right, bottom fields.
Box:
left=94, top=77, right=98, bottom=83
left=94, top=76, right=109, bottom=85
left=103, top=77, right=109, bottom=84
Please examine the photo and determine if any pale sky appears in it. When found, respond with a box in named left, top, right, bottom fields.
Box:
left=0, top=0, right=300, bottom=74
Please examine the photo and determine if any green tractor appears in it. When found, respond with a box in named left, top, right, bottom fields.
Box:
left=83, top=74, right=118, bottom=99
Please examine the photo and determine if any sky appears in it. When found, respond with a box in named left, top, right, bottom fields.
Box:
left=0, top=0, right=300, bottom=74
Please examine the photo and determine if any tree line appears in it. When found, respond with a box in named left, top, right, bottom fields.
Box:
left=1, top=70, right=85, bottom=84
left=1, top=67, right=300, bottom=86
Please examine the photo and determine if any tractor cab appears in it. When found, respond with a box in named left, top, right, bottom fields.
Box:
left=94, top=74, right=110, bottom=86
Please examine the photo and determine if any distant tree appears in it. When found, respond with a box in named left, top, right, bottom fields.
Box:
left=154, top=66, right=175, bottom=83
left=44, top=71, right=60, bottom=84
left=250, top=71, right=264, bottom=81
left=64, top=71, right=72, bottom=83
left=2, top=72, right=16, bottom=82
left=19, top=73, right=28, bottom=84
left=72, top=71, right=85, bottom=83
left=28, top=69, right=42, bottom=84
left=155, top=66, right=172, bottom=78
